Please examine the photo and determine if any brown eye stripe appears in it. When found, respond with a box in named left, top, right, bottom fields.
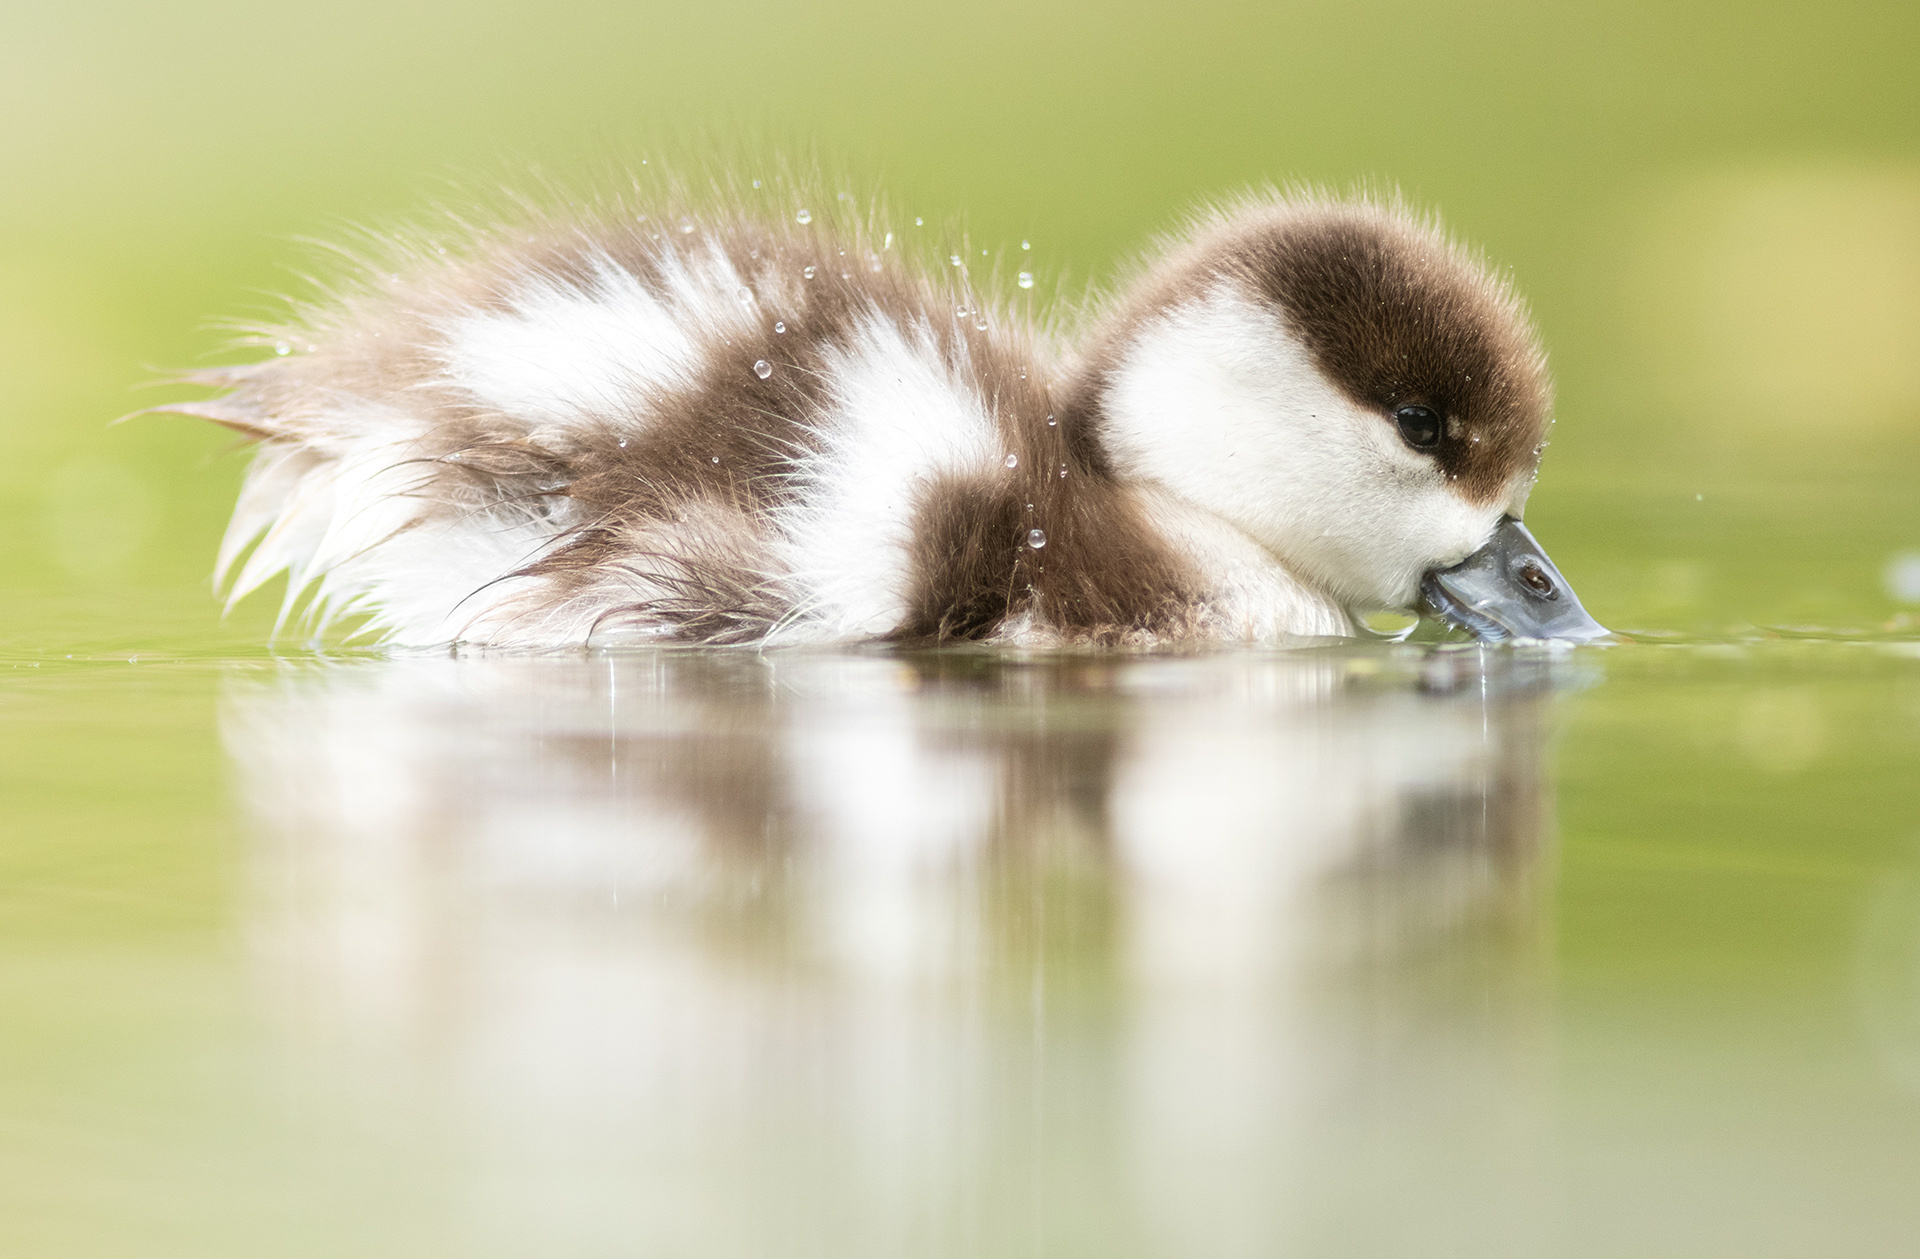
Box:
left=1228, top=202, right=1551, bottom=503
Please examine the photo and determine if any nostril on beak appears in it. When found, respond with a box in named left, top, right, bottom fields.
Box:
left=1424, top=518, right=1604, bottom=642
left=1514, top=558, right=1556, bottom=598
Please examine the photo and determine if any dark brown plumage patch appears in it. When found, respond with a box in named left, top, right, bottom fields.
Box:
left=895, top=472, right=1026, bottom=641
left=890, top=461, right=1206, bottom=647
left=882, top=313, right=1205, bottom=646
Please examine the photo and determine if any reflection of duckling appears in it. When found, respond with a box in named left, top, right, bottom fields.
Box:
left=177, top=186, right=1603, bottom=646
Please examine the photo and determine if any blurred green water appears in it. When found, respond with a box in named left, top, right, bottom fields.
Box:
left=2, top=1, right=1919, bottom=1254
left=0, top=643, right=1916, bottom=1257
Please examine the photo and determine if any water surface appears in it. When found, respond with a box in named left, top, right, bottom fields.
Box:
left=4, top=636, right=1918, bottom=1257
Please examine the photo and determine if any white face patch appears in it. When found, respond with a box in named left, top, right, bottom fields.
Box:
left=1099, top=283, right=1513, bottom=609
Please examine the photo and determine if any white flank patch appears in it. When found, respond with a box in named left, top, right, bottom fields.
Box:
left=438, top=245, right=746, bottom=433
left=1100, top=282, right=1506, bottom=610
left=768, top=314, right=999, bottom=642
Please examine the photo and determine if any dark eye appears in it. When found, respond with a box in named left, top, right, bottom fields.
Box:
left=1394, top=405, right=1442, bottom=450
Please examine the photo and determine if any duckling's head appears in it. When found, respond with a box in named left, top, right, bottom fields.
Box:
left=1084, top=192, right=1604, bottom=641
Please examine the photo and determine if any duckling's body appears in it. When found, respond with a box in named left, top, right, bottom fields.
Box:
left=184, top=185, right=1599, bottom=647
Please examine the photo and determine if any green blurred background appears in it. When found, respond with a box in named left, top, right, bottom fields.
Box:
left=2, top=0, right=1917, bottom=643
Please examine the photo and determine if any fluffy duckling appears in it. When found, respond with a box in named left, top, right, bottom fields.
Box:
left=174, top=184, right=1605, bottom=647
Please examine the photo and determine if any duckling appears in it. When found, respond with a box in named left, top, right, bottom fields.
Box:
left=171, top=184, right=1605, bottom=647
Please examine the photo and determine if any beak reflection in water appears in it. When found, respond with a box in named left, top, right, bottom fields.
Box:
left=1422, top=517, right=1611, bottom=643
left=225, top=649, right=1586, bottom=1256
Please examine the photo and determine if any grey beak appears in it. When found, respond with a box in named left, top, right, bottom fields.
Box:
left=1419, top=518, right=1610, bottom=644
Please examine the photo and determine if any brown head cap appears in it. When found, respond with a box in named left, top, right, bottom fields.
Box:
left=1161, top=193, right=1553, bottom=506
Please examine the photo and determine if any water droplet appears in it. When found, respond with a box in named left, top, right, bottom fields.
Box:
left=1027, top=528, right=1047, bottom=549
left=956, top=305, right=969, bottom=318
left=975, top=318, right=988, bottom=330
left=1018, top=271, right=1034, bottom=289
left=981, top=249, right=988, bottom=257
left=1004, top=453, right=1019, bottom=469
left=796, top=208, right=812, bottom=224
left=1058, top=465, right=1068, bottom=479
left=950, top=255, right=963, bottom=267
left=1021, top=239, right=1031, bottom=251
left=618, top=439, right=628, bottom=448
left=753, top=359, right=773, bottom=379
left=273, top=341, right=291, bottom=355
left=752, top=178, right=762, bottom=189
left=712, top=455, right=721, bottom=464
left=773, top=321, right=786, bottom=334
left=1046, top=414, right=1057, bottom=427
left=914, top=217, right=924, bottom=226
left=1469, top=433, right=1481, bottom=443
left=803, top=265, right=817, bottom=279
left=869, top=256, right=883, bottom=272
left=679, top=218, right=695, bottom=234
left=884, top=231, right=894, bottom=249
left=836, top=191, right=848, bottom=202
left=737, top=286, right=753, bottom=303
